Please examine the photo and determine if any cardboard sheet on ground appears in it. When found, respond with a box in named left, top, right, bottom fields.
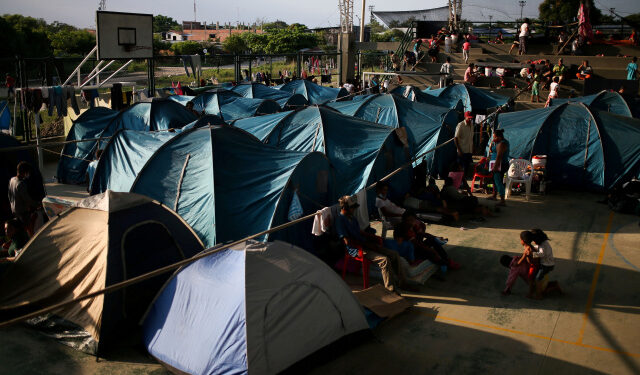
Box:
left=354, top=284, right=411, bottom=319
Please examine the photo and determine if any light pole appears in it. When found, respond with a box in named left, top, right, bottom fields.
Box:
left=518, top=1, right=526, bottom=22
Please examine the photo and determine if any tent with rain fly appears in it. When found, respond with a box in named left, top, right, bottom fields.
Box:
left=424, top=84, right=509, bottom=112
left=0, top=191, right=204, bottom=354
left=56, top=107, right=119, bottom=184
left=327, top=93, right=459, bottom=176
left=56, top=101, right=197, bottom=184
left=231, top=83, right=309, bottom=109
left=278, top=80, right=349, bottom=105
left=493, top=102, right=640, bottom=190
left=549, top=90, right=632, bottom=117
left=130, top=125, right=334, bottom=249
left=233, top=106, right=413, bottom=206
left=143, top=240, right=369, bottom=375
left=90, top=115, right=226, bottom=195
left=189, top=92, right=281, bottom=121
left=390, top=85, right=462, bottom=110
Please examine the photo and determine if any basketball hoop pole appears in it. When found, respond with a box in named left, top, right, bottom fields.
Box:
left=147, top=58, right=155, bottom=97
left=62, top=45, right=98, bottom=86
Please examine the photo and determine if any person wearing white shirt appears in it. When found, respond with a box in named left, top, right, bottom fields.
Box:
left=522, top=229, right=556, bottom=298
left=519, top=18, right=530, bottom=55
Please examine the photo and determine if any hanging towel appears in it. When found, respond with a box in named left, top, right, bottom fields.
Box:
left=354, top=189, right=370, bottom=230
left=287, top=191, right=303, bottom=221
left=312, top=207, right=332, bottom=236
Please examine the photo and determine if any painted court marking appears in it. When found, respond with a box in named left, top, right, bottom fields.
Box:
left=577, top=211, right=614, bottom=344
left=413, top=211, right=640, bottom=359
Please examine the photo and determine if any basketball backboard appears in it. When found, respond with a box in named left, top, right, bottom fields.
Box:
left=96, top=11, right=153, bottom=60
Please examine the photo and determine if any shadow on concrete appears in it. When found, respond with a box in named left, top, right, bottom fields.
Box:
left=309, top=306, right=608, bottom=375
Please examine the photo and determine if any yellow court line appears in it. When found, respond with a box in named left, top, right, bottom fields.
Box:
left=577, top=211, right=614, bottom=344
left=414, top=311, right=640, bottom=358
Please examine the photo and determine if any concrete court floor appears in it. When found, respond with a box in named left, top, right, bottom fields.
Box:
left=0, top=169, right=638, bottom=374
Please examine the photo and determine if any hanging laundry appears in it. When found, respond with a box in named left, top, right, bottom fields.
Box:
left=64, top=86, right=80, bottom=115
left=312, top=206, right=333, bottom=236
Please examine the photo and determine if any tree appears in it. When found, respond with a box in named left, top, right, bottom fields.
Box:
left=153, top=34, right=171, bottom=53
left=49, top=29, right=95, bottom=56
left=539, top=0, right=603, bottom=25
left=262, top=24, right=320, bottom=54
left=222, top=34, right=248, bottom=54
left=154, top=15, right=181, bottom=33
left=241, top=32, right=268, bottom=53
left=262, top=20, right=288, bottom=31
left=371, top=29, right=404, bottom=42
left=170, top=41, right=203, bottom=55
left=1, top=15, right=52, bottom=57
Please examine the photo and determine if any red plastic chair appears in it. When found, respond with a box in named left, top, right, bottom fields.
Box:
left=471, top=157, right=494, bottom=193
left=341, top=243, right=370, bottom=290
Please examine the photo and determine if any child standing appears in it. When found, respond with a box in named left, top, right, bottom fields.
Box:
left=545, top=76, right=559, bottom=107
left=530, top=69, right=541, bottom=103
left=463, top=39, right=471, bottom=63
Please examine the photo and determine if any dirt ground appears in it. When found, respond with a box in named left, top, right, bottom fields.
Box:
left=1, top=170, right=639, bottom=374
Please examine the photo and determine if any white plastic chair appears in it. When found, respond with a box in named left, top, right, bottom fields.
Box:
left=505, top=159, right=532, bottom=200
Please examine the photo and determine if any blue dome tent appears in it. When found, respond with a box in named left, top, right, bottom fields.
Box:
left=189, top=92, right=281, bottom=121
left=90, top=115, right=226, bottom=195
left=56, top=107, right=119, bottom=184
left=231, top=83, right=309, bottom=109
left=549, top=90, right=632, bottom=117
left=143, top=240, right=368, bottom=375
left=493, top=102, right=640, bottom=190
left=57, top=101, right=198, bottom=184
left=327, top=93, right=459, bottom=176
left=278, top=80, right=349, bottom=105
left=233, top=106, right=412, bottom=207
left=390, top=85, right=461, bottom=110
left=130, top=126, right=334, bottom=248
left=424, top=84, right=509, bottom=112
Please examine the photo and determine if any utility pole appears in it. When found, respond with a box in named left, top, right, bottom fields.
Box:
left=369, top=5, right=375, bottom=23
left=359, top=0, right=366, bottom=43
left=518, top=1, right=526, bottom=22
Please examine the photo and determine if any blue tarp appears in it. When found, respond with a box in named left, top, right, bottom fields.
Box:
left=494, top=102, right=640, bottom=190
left=549, top=91, right=632, bottom=117
left=57, top=107, right=119, bottom=184
left=189, top=92, right=281, bottom=121
left=231, top=83, right=309, bottom=109
left=278, top=80, right=349, bottom=105
left=130, top=126, right=333, bottom=248
left=233, top=106, right=412, bottom=206
left=327, top=93, right=459, bottom=176
left=424, top=84, right=509, bottom=112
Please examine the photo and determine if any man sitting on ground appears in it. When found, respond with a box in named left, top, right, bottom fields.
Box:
left=576, top=60, right=593, bottom=80
left=402, top=212, right=460, bottom=273
left=441, top=177, right=491, bottom=217
left=336, top=195, right=407, bottom=292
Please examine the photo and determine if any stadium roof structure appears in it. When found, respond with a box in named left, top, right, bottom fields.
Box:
left=372, top=6, right=450, bottom=27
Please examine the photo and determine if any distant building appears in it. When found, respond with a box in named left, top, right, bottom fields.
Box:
left=163, top=25, right=264, bottom=44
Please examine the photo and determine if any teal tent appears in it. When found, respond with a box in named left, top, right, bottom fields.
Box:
left=90, top=115, right=225, bottom=195
left=549, top=91, right=632, bottom=117
left=233, top=106, right=412, bottom=205
left=494, top=102, right=640, bottom=190
left=189, top=92, right=281, bottom=121
left=390, top=86, right=462, bottom=110
left=327, top=93, right=459, bottom=176
left=279, top=80, right=349, bottom=105
left=231, top=83, right=309, bottom=109
left=57, top=107, right=119, bottom=184
left=424, top=84, right=509, bottom=112
left=130, top=126, right=334, bottom=248
left=56, top=101, right=197, bottom=184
